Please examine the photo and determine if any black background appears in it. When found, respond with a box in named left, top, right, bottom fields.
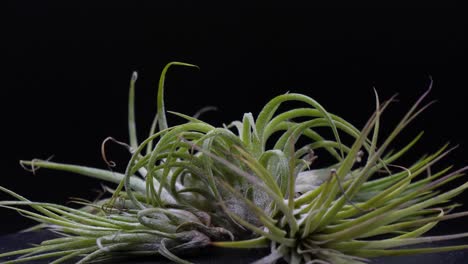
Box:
left=2, top=3, right=467, bottom=237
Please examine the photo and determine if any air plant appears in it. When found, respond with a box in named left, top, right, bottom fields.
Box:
left=1, top=62, right=468, bottom=264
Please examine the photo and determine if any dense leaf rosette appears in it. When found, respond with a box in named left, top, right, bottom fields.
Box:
left=1, top=63, right=468, bottom=264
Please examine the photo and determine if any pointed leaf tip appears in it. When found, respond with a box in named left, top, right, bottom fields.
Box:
left=167, top=61, right=200, bottom=70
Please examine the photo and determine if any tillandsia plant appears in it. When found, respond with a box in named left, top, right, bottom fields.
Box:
left=1, top=62, right=468, bottom=264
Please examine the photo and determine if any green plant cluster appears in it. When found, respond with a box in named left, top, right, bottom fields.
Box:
left=1, top=62, right=468, bottom=264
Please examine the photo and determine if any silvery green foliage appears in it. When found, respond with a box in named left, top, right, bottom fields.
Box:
left=1, top=63, right=468, bottom=264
